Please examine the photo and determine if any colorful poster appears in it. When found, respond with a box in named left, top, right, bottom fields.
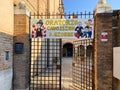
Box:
left=31, top=19, right=94, bottom=39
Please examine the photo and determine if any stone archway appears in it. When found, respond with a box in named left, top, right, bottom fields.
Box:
left=63, top=43, right=73, bottom=57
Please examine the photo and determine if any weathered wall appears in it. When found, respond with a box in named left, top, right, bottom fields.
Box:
left=13, top=9, right=30, bottom=90
left=0, top=68, right=13, bottom=90
left=94, top=13, right=113, bottom=90
left=0, top=0, right=14, bottom=90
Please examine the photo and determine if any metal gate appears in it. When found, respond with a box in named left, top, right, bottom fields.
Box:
left=29, top=11, right=94, bottom=90
left=30, top=38, right=62, bottom=90
left=72, top=39, right=94, bottom=90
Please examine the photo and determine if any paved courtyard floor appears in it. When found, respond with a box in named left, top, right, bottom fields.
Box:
left=61, top=57, right=73, bottom=90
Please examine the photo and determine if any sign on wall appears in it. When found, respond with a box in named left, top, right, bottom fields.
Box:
left=101, top=32, right=108, bottom=42
left=31, top=19, right=94, bottom=39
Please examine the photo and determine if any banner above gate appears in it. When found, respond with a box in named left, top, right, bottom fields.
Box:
left=31, top=19, right=94, bottom=39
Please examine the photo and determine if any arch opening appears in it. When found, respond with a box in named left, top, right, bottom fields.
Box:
left=63, top=43, right=73, bottom=57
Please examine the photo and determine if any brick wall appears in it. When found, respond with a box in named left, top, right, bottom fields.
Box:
left=94, top=13, right=113, bottom=90
left=13, top=13, right=30, bottom=90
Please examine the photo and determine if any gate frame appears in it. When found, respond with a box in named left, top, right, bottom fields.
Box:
left=73, top=39, right=94, bottom=90
left=29, top=11, right=94, bottom=90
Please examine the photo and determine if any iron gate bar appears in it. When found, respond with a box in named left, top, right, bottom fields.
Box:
left=30, top=38, right=62, bottom=90
left=72, top=39, right=94, bottom=90
left=31, top=11, right=93, bottom=19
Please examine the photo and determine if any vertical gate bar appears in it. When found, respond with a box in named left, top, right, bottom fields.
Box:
left=52, top=39, right=53, bottom=90
left=48, top=39, right=50, bottom=89
left=50, top=39, right=54, bottom=89
left=83, top=40, right=85, bottom=89
left=31, top=39, right=35, bottom=89
left=80, top=41, right=83, bottom=89
left=55, top=39, right=57, bottom=89
left=88, top=39, right=89, bottom=90
left=37, top=39, right=39, bottom=89
left=53, top=39, right=54, bottom=90
left=90, top=39, right=91, bottom=90
left=89, top=39, right=90, bottom=90
left=34, top=38, right=35, bottom=90
left=87, top=39, right=88, bottom=90
left=45, top=39, right=47, bottom=89
left=37, top=38, right=42, bottom=88
left=59, top=39, right=62, bottom=90
left=91, top=39, right=93, bottom=90
left=88, top=39, right=90, bottom=90
left=90, top=39, right=92, bottom=90
left=56, top=39, right=57, bottom=89
left=43, top=39, right=45, bottom=89
left=92, top=39, right=94, bottom=90
left=85, top=39, right=87, bottom=90
left=47, top=39, right=50, bottom=68
left=29, top=13, right=31, bottom=90
left=72, top=41, right=74, bottom=88
left=31, top=38, right=33, bottom=90
left=32, top=39, right=33, bottom=89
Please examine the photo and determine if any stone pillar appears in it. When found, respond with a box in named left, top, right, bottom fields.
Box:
left=98, top=0, right=106, bottom=4
left=95, top=0, right=112, bottom=13
left=13, top=5, right=30, bottom=90
left=94, top=0, right=113, bottom=90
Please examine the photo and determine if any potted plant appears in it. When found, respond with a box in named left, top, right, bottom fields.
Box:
left=53, top=56, right=58, bottom=64
left=52, top=56, right=60, bottom=69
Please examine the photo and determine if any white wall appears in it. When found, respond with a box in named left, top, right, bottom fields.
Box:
left=113, top=47, right=120, bottom=80
left=0, top=68, right=12, bottom=90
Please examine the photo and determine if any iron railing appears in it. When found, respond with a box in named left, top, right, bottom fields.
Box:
left=72, top=39, right=94, bottom=90
left=30, top=38, right=62, bottom=90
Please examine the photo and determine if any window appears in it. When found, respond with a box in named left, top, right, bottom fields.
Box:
left=5, top=51, right=9, bottom=60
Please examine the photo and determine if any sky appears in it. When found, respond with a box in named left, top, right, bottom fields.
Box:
left=63, top=0, right=120, bottom=13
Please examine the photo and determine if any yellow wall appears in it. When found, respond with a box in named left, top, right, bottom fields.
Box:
left=49, top=0, right=59, bottom=14
left=13, top=0, right=63, bottom=16
left=0, top=0, right=14, bottom=35
left=0, top=1, right=13, bottom=89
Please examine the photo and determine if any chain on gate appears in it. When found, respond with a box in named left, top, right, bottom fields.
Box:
left=30, top=38, right=62, bottom=90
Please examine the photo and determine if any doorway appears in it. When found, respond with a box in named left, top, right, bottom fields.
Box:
left=63, top=43, right=73, bottom=57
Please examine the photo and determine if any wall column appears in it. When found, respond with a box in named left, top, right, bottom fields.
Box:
left=13, top=6, right=30, bottom=90
left=94, top=0, right=113, bottom=90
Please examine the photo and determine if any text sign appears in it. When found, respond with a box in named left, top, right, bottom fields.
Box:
left=31, top=19, right=94, bottom=39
